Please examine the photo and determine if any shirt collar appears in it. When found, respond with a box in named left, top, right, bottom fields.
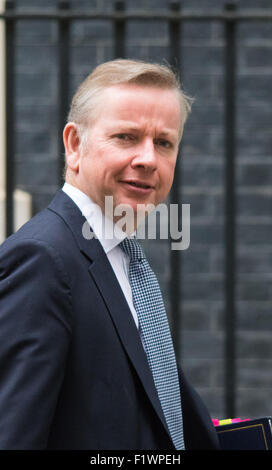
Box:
left=62, top=183, right=130, bottom=254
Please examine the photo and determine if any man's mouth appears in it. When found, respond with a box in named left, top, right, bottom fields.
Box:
left=121, top=180, right=154, bottom=190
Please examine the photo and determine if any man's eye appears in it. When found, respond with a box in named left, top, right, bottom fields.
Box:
left=115, top=134, right=134, bottom=141
left=155, top=139, right=172, bottom=149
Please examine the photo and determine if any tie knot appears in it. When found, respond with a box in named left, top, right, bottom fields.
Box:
left=119, top=237, right=145, bottom=262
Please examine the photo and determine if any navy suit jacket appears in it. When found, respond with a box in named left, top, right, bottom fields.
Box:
left=0, top=190, right=219, bottom=450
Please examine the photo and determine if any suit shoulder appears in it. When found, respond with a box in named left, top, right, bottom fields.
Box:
left=0, top=207, right=78, bottom=287
left=1, top=207, right=75, bottom=254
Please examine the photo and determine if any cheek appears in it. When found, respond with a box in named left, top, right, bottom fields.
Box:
left=80, top=146, right=104, bottom=176
left=161, top=161, right=176, bottom=189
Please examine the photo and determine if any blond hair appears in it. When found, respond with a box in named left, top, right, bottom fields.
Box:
left=67, top=59, right=192, bottom=132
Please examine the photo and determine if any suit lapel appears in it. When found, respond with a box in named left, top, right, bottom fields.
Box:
left=88, top=255, right=171, bottom=439
left=48, top=190, right=172, bottom=443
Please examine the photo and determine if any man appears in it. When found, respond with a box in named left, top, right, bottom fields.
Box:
left=0, top=59, right=219, bottom=450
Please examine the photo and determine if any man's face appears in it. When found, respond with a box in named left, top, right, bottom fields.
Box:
left=75, top=84, right=182, bottom=225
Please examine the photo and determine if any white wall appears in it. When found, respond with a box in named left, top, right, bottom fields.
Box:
left=0, top=0, right=32, bottom=243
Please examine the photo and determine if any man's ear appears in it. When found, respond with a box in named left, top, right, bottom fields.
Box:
left=63, top=122, right=82, bottom=173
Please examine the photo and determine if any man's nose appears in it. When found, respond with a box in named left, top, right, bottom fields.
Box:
left=131, top=138, right=157, bottom=171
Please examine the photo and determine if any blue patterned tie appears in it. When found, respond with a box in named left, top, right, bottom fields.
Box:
left=120, top=237, right=185, bottom=450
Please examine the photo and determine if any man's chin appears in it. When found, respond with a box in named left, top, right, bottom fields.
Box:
left=102, top=194, right=159, bottom=230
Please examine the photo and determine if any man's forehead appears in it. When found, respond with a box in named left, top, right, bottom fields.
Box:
left=89, top=84, right=182, bottom=138
left=99, top=85, right=180, bottom=119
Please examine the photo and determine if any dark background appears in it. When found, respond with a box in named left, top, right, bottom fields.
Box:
left=6, top=0, right=272, bottom=420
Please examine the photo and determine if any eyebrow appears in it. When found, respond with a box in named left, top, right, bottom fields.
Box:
left=107, top=121, right=178, bottom=140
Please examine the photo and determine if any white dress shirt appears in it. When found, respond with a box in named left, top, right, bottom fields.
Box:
left=62, top=182, right=139, bottom=329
